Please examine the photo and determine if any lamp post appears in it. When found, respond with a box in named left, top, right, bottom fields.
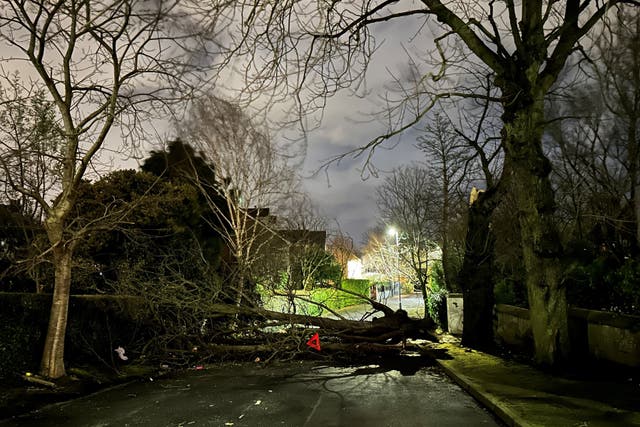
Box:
left=387, top=227, right=401, bottom=310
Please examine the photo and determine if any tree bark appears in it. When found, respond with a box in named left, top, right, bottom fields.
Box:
left=40, top=219, right=73, bottom=378
left=204, top=342, right=412, bottom=356
left=636, top=184, right=640, bottom=247
left=205, top=301, right=437, bottom=342
left=502, top=96, right=570, bottom=366
left=458, top=187, right=499, bottom=351
left=629, top=122, right=639, bottom=252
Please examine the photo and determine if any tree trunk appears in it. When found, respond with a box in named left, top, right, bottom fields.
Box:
left=441, top=164, right=455, bottom=290
left=235, top=247, right=246, bottom=307
left=204, top=342, right=415, bottom=357
left=206, top=301, right=437, bottom=342
left=39, top=239, right=73, bottom=378
left=502, top=98, right=570, bottom=366
left=458, top=187, right=499, bottom=351
left=419, top=277, right=429, bottom=321
left=628, top=122, right=638, bottom=253
left=441, top=236, right=458, bottom=292
left=636, top=184, right=640, bottom=247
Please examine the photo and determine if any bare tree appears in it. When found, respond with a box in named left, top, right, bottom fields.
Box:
left=416, top=112, right=471, bottom=290
left=416, top=106, right=504, bottom=347
left=376, top=165, right=440, bottom=318
left=276, top=195, right=332, bottom=293
left=326, top=231, right=356, bottom=281
left=179, top=95, right=300, bottom=307
left=248, top=191, right=338, bottom=315
left=547, top=87, right=631, bottom=247
left=548, top=6, right=640, bottom=253
left=211, top=0, right=640, bottom=365
left=0, top=81, right=63, bottom=292
left=0, top=80, right=63, bottom=222
left=361, top=228, right=396, bottom=287
left=277, top=192, right=327, bottom=232
left=437, top=87, right=505, bottom=349
left=593, top=6, right=640, bottom=247
left=0, top=0, right=220, bottom=378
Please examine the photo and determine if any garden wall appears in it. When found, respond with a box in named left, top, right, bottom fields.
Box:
left=495, top=304, right=640, bottom=368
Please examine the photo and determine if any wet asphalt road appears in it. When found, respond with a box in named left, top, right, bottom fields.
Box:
left=331, top=292, right=426, bottom=321
left=4, top=361, right=500, bottom=427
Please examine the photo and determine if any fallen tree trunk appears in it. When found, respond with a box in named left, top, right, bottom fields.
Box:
left=204, top=302, right=437, bottom=341
left=143, top=296, right=439, bottom=365
left=203, top=341, right=414, bottom=356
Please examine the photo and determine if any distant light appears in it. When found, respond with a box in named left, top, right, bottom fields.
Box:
left=387, top=227, right=397, bottom=236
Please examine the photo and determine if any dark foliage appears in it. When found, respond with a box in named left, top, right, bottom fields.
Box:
left=0, top=203, right=47, bottom=292
left=0, top=293, right=155, bottom=380
left=70, top=168, right=223, bottom=294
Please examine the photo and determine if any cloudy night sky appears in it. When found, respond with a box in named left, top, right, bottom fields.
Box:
left=300, top=100, right=426, bottom=247
left=141, top=12, right=437, bottom=247
left=0, top=6, right=445, bottom=248
left=282, top=16, right=438, bottom=247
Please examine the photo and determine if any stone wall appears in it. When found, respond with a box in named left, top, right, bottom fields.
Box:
left=495, top=304, right=640, bottom=368
left=446, top=294, right=464, bottom=335
left=494, top=304, right=533, bottom=352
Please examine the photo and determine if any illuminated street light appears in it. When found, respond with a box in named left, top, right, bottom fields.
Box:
left=387, top=227, right=401, bottom=310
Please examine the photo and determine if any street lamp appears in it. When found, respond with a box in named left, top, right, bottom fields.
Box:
left=387, top=227, right=402, bottom=310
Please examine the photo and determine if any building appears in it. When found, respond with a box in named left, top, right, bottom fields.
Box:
left=221, top=207, right=328, bottom=291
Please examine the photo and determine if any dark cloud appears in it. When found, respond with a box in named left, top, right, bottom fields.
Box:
left=302, top=126, right=426, bottom=247
left=290, top=13, right=438, bottom=247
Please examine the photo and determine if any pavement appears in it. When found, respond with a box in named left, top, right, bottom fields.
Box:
left=426, top=340, right=640, bottom=427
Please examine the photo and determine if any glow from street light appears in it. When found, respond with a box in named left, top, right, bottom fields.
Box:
left=387, top=227, right=398, bottom=237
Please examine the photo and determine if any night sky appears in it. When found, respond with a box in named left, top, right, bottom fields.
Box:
left=1, top=10, right=439, bottom=248
left=291, top=17, right=436, bottom=246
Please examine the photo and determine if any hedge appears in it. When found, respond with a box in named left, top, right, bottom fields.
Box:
left=0, top=293, right=154, bottom=381
left=307, top=279, right=370, bottom=314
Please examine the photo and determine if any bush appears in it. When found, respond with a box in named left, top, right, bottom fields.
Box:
left=426, top=262, right=447, bottom=326
left=494, top=279, right=528, bottom=307
left=610, top=259, right=640, bottom=313
left=341, top=279, right=370, bottom=296
left=566, top=257, right=640, bottom=315
left=0, top=292, right=156, bottom=380
left=0, top=293, right=50, bottom=380
left=307, top=279, right=370, bottom=314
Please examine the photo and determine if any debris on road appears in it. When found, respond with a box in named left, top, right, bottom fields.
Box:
left=114, top=346, right=128, bottom=361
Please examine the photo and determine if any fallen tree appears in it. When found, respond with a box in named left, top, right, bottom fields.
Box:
left=96, top=262, right=439, bottom=367
left=152, top=299, right=439, bottom=366
left=215, top=301, right=435, bottom=339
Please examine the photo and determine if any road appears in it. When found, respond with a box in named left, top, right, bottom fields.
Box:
left=3, top=361, right=500, bottom=427
left=329, top=292, right=426, bottom=321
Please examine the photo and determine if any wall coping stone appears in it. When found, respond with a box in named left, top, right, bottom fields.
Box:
left=569, top=306, right=640, bottom=332
left=495, top=303, right=640, bottom=332
left=495, top=304, right=529, bottom=319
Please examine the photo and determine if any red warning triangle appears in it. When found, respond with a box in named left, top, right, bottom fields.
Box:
left=306, top=333, right=321, bottom=351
